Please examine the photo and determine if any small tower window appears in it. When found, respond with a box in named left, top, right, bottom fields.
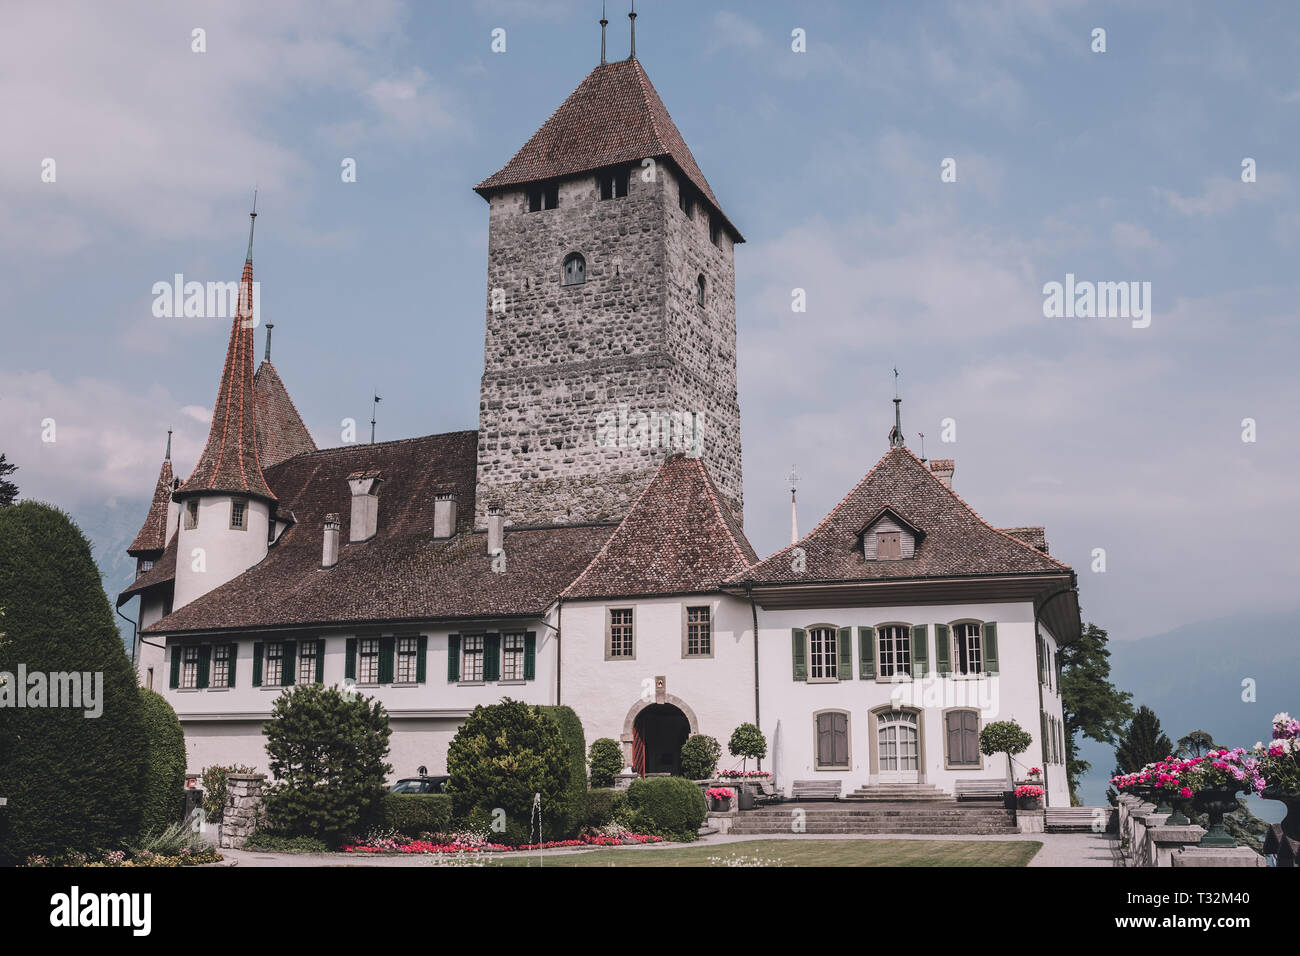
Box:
left=527, top=184, right=559, bottom=212
left=598, top=167, right=629, bottom=200
left=230, top=498, right=247, bottom=530
left=709, top=214, right=721, bottom=246
left=696, top=273, right=706, bottom=306
left=563, top=252, right=586, bottom=286
left=678, top=185, right=693, bottom=218
left=184, top=500, right=199, bottom=530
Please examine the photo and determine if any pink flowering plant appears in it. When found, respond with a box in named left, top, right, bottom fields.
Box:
left=1014, top=785, right=1044, bottom=799
left=717, top=770, right=771, bottom=779
left=1254, top=712, right=1300, bottom=793
left=705, top=787, right=736, bottom=801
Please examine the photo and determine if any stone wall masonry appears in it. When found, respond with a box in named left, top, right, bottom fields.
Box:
left=219, top=773, right=266, bottom=849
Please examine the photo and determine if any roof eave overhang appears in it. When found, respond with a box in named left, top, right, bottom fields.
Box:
left=172, top=486, right=276, bottom=506
left=141, top=609, right=556, bottom=639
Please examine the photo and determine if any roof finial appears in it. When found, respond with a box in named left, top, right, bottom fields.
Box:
left=264, top=322, right=274, bottom=363
left=889, top=367, right=905, bottom=449
left=600, top=2, right=608, bottom=65
left=165, top=428, right=173, bottom=461
left=788, top=464, right=800, bottom=544
left=246, top=188, right=258, bottom=264
left=370, top=392, right=382, bottom=444
left=628, top=1, right=636, bottom=60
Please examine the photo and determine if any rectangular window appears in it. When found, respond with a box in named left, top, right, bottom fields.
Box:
left=264, top=642, right=283, bottom=686
left=877, top=625, right=912, bottom=678
left=685, top=606, right=712, bottom=657
left=876, top=531, right=901, bottom=560
left=954, top=623, right=983, bottom=675
left=138, top=558, right=154, bottom=575
left=298, top=641, right=317, bottom=684
left=462, top=635, right=484, bottom=681
left=184, top=500, right=199, bottom=530
left=396, top=636, right=418, bottom=683
left=678, top=185, right=693, bottom=218
left=815, top=711, right=850, bottom=769
left=945, top=709, right=982, bottom=768
left=709, top=214, right=720, bottom=245
left=608, top=608, right=634, bottom=659
left=598, top=168, right=628, bottom=200
left=230, top=499, right=246, bottom=530
left=212, top=644, right=230, bottom=687
left=180, top=645, right=200, bottom=689
left=527, top=184, right=559, bottom=212
left=808, top=627, right=838, bottom=680
left=501, top=632, right=525, bottom=680
left=358, top=637, right=379, bottom=683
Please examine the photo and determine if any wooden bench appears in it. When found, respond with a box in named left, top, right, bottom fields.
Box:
left=791, top=779, right=842, bottom=801
left=755, top=779, right=781, bottom=805
left=1046, top=807, right=1108, bottom=832
left=954, top=779, right=1010, bottom=801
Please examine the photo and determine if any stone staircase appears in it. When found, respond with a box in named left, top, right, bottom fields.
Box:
left=724, top=802, right=1017, bottom=836
left=844, top=783, right=951, bottom=802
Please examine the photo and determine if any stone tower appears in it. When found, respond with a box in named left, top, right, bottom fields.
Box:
left=472, top=48, right=743, bottom=528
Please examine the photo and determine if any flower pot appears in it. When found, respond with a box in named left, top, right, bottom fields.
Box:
left=737, top=786, right=756, bottom=811
left=1017, top=796, right=1042, bottom=811
left=1261, top=789, right=1300, bottom=842
left=1261, top=789, right=1300, bottom=865
left=1165, top=794, right=1193, bottom=827
left=709, top=797, right=731, bottom=813
left=1192, top=785, right=1241, bottom=848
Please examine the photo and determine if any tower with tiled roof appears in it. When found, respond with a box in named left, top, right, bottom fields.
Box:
left=254, top=323, right=317, bottom=468
left=127, top=430, right=180, bottom=576
left=473, top=14, right=743, bottom=529
left=172, top=206, right=276, bottom=610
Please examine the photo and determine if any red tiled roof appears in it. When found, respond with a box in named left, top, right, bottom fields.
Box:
left=142, top=431, right=618, bottom=633
left=127, top=457, right=175, bottom=556
left=732, top=447, right=1072, bottom=586
left=474, top=57, right=742, bottom=241
left=254, top=361, right=317, bottom=468
left=564, top=454, right=757, bottom=599
left=118, top=531, right=178, bottom=605
left=175, top=235, right=275, bottom=503
left=999, top=526, right=1048, bottom=552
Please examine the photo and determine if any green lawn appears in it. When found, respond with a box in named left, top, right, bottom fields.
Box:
left=493, top=838, right=1041, bottom=867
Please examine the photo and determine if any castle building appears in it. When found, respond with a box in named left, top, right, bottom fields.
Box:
left=119, top=18, right=1081, bottom=807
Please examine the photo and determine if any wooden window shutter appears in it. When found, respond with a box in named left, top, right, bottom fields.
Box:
left=228, top=644, right=238, bottom=687
left=281, top=642, right=296, bottom=686
left=858, top=626, right=875, bottom=679
left=816, top=714, right=830, bottom=766
left=983, top=623, right=999, bottom=675
left=169, top=646, right=181, bottom=689
left=791, top=628, right=807, bottom=681
left=934, top=624, right=951, bottom=675
left=415, top=635, right=427, bottom=683
left=345, top=638, right=357, bottom=681
left=837, top=626, right=852, bottom=680
left=483, top=633, right=500, bottom=682
left=945, top=711, right=961, bottom=765
left=523, top=631, right=536, bottom=680
left=447, top=634, right=461, bottom=682
left=315, top=639, right=325, bottom=683
left=833, top=712, right=848, bottom=767
left=1035, top=634, right=1044, bottom=683
left=1040, top=711, right=1049, bottom=765
left=910, top=624, right=928, bottom=676
left=378, top=636, right=395, bottom=684
left=1055, top=652, right=1063, bottom=693
left=197, top=645, right=211, bottom=689
left=252, top=642, right=264, bottom=687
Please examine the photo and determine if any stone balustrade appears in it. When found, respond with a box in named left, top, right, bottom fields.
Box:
left=1116, top=793, right=1264, bottom=867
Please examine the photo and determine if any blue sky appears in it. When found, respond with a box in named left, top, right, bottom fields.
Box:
left=3, top=0, right=1300, bottom=646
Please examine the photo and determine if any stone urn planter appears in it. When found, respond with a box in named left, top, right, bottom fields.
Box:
left=1165, top=792, right=1193, bottom=827
left=706, top=788, right=735, bottom=813
left=1017, top=794, right=1042, bottom=811
left=1261, top=789, right=1300, bottom=866
left=1192, top=785, right=1241, bottom=848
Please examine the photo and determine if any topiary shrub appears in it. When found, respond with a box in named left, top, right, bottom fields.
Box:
left=538, top=704, right=586, bottom=840
left=583, top=788, right=626, bottom=829
left=262, top=684, right=392, bottom=846
left=620, top=776, right=707, bottom=842
left=0, top=503, right=147, bottom=864
left=138, top=689, right=187, bottom=836
left=680, top=734, right=722, bottom=780
left=381, top=793, right=453, bottom=837
left=200, top=763, right=256, bottom=825
left=728, top=723, right=767, bottom=772
left=588, top=737, right=624, bottom=789
left=980, top=719, right=1033, bottom=783
left=447, top=698, right=572, bottom=846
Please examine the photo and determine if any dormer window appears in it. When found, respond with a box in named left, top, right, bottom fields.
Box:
left=527, top=184, right=558, bottom=212
left=598, top=168, right=628, bottom=200
left=859, top=507, right=921, bottom=561
left=563, top=252, right=586, bottom=286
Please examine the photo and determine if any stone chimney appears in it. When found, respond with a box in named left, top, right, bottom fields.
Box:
left=347, top=471, right=383, bottom=543
left=433, top=490, right=458, bottom=539
left=487, top=505, right=504, bottom=556
left=322, top=513, right=340, bottom=568
left=929, top=458, right=954, bottom=489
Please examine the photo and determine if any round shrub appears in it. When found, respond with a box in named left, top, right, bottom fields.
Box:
left=381, top=793, right=453, bottom=838
left=583, top=788, right=626, bottom=829
left=0, top=503, right=147, bottom=863
left=728, top=723, right=767, bottom=770
left=200, top=763, right=256, bottom=824
left=680, top=734, right=722, bottom=780
left=138, top=689, right=187, bottom=836
left=621, top=776, right=707, bottom=842
left=588, top=737, right=623, bottom=788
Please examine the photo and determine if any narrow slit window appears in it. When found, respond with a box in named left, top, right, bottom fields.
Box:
left=696, top=274, right=706, bottom=307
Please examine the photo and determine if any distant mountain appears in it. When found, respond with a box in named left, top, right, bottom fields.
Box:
left=70, top=497, right=148, bottom=654
left=1076, top=610, right=1299, bottom=822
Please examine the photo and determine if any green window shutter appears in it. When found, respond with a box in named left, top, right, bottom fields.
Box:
left=523, top=631, right=536, bottom=680
left=910, top=624, right=928, bottom=677
left=934, top=624, right=950, bottom=675
left=316, top=638, right=325, bottom=683
left=791, top=628, right=807, bottom=681
left=227, top=644, right=238, bottom=687
left=416, top=635, right=428, bottom=683
left=1035, top=633, right=1044, bottom=684
left=983, top=623, right=999, bottom=675
left=252, top=642, right=264, bottom=687
left=448, top=634, right=461, bottom=682
left=378, top=636, right=395, bottom=684
left=1055, top=652, right=1063, bottom=693
left=282, top=641, right=296, bottom=686
left=836, top=626, right=852, bottom=680
left=197, top=645, right=211, bottom=689
left=169, top=646, right=181, bottom=689
left=858, top=626, right=875, bottom=679
left=484, top=633, right=500, bottom=682
left=1040, top=711, right=1049, bottom=766
left=345, top=638, right=357, bottom=680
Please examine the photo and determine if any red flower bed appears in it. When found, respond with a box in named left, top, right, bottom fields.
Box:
left=342, top=832, right=664, bottom=855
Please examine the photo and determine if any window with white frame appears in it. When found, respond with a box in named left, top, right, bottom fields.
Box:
left=462, top=635, right=485, bottom=681
left=685, top=606, right=711, bottom=657
left=230, top=498, right=246, bottom=530
left=357, top=637, right=379, bottom=683
left=501, top=632, right=525, bottom=680
left=877, top=625, right=912, bottom=678
left=298, top=641, right=317, bottom=684
left=396, top=636, right=418, bottom=683
left=184, top=500, right=199, bottom=530
left=808, top=627, right=838, bottom=680
left=954, top=622, right=983, bottom=675
left=265, top=642, right=284, bottom=686
left=608, top=608, right=634, bottom=658
left=212, top=645, right=230, bottom=687
left=180, top=645, right=200, bottom=689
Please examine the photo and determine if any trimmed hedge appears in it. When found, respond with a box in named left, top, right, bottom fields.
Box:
left=538, top=705, right=586, bottom=840
left=583, top=788, right=626, bottom=829
left=680, top=734, right=722, bottom=781
left=620, top=776, right=707, bottom=842
left=588, top=737, right=623, bottom=789
left=381, top=793, right=453, bottom=837
left=138, top=689, right=187, bottom=836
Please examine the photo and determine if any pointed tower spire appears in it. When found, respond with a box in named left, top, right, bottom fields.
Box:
left=128, top=433, right=178, bottom=557
left=888, top=367, right=905, bottom=449
left=628, top=1, right=636, bottom=60
left=788, top=464, right=800, bottom=545
left=264, top=322, right=274, bottom=363
left=600, top=2, right=608, bottom=65
left=165, top=428, right=172, bottom=461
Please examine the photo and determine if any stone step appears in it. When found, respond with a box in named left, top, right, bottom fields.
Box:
left=727, top=826, right=1019, bottom=835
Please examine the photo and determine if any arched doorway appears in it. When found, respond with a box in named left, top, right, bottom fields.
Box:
left=633, top=703, right=690, bottom=776
left=875, top=709, right=921, bottom=783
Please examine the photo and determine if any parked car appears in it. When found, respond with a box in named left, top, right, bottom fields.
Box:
left=390, top=776, right=448, bottom=794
